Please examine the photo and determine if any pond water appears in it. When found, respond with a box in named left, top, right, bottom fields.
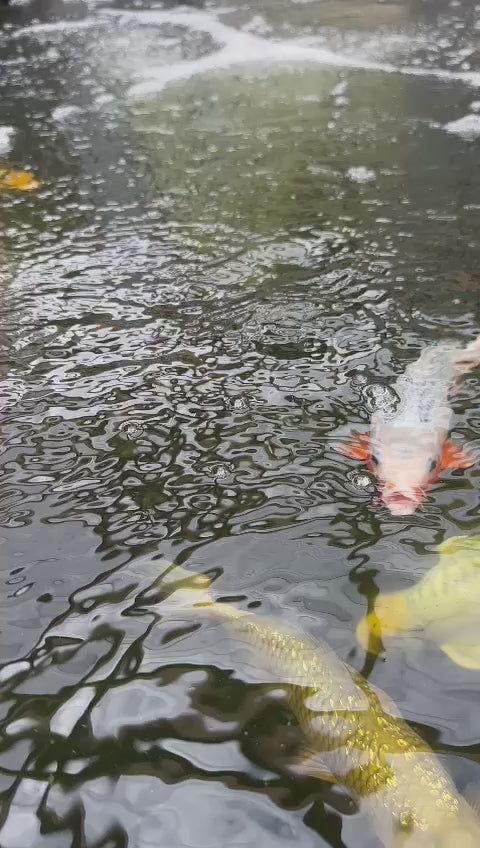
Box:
left=0, top=0, right=480, bottom=845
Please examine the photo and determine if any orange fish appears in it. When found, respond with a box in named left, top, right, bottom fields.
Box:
left=342, top=337, right=480, bottom=516
left=0, top=168, right=40, bottom=192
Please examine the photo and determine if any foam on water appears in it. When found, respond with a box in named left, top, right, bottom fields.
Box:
left=51, top=104, right=82, bottom=123
left=11, top=17, right=100, bottom=38
left=346, top=166, right=376, bottom=184
left=111, top=9, right=480, bottom=98
left=0, top=126, right=15, bottom=155
left=443, top=113, right=480, bottom=140
left=13, top=7, right=480, bottom=95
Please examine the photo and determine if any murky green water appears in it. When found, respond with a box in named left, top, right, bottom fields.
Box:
left=0, top=0, right=480, bottom=845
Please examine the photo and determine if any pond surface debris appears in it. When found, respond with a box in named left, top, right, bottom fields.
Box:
left=0, top=167, right=40, bottom=191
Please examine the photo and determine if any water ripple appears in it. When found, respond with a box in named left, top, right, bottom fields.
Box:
left=1, top=0, right=480, bottom=845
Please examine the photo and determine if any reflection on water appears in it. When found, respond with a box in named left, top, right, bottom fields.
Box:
left=0, top=0, right=480, bottom=845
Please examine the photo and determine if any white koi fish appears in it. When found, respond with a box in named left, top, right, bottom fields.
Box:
left=342, top=336, right=480, bottom=515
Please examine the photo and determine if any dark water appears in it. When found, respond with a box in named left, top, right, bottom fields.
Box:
left=0, top=0, right=480, bottom=845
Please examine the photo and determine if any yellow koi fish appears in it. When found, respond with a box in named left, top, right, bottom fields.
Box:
left=342, top=338, right=480, bottom=516
left=160, top=565, right=480, bottom=848
left=357, top=535, right=480, bottom=670
left=0, top=168, right=40, bottom=192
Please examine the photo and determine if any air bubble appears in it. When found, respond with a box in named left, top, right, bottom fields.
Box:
left=362, top=384, right=398, bottom=414
left=347, top=471, right=375, bottom=491
left=225, top=395, right=251, bottom=411
left=118, top=420, right=145, bottom=440
left=204, top=462, right=235, bottom=480
left=350, top=373, right=368, bottom=389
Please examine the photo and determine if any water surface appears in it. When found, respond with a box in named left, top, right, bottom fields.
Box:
left=0, top=0, right=480, bottom=845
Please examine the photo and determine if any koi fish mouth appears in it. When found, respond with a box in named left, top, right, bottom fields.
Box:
left=382, top=493, right=421, bottom=516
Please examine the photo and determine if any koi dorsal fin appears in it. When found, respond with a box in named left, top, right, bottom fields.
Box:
left=341, top=432, right=370, bottom=461
left=441, top=442, right=476, bottom=470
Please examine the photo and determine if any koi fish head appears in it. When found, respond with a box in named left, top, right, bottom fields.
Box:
left=369, top=422, right=445, bottom=516
left=342, top=426, right=475, bottom=517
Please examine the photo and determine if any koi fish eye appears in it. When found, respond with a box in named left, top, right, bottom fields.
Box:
left=371, top=454, right=380, bottom=467
left=428, top=459, right=438, bottom=473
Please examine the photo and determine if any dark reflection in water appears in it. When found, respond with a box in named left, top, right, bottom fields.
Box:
left=0, top=0, right=480, bottom=844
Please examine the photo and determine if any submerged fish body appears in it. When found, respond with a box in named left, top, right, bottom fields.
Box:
left=163, top=568, right=480, bottom=848
left=343, top=339, right=480, bottom=516
left=357, top=534, right=480, bottom=670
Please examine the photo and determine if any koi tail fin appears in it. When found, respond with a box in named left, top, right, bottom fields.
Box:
left=356, top=593, right=411, bottom=651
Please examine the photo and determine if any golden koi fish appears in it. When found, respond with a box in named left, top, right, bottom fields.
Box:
left=342, top=337, right=480, bottom=516
left=160, top=566, right=480, bottom=848
left=357, top=535, right=480, bottom=670
left=0, top=168, right=40, bottom=192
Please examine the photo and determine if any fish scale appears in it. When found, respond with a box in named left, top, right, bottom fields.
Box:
left=381, top=348, right=458, bottom=428
left=160, top=570, right=480, bottom=845
left=195, top=598, right=476, bottom=845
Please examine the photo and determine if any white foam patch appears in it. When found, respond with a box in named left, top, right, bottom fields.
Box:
left=12, top=17, right=99, bottom=38
left=98, top=8, right=480, bottom=98
left=346, top=166, right=376, bottom=184
left=94, top=93, right=115, bottom=107
left=331, top=80, right=348, bottom=96
left=444, top=113, right=480, bottom=140
left=0, top=126, right=15, bottom=155
left=52, top=104, right=82, bottom=123
left=8, top=5, right=480, bottom=102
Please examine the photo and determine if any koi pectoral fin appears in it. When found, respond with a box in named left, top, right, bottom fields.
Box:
left=441, top=441, right=476, bottom=470
left=340, top=433, right=370, bottom=461
left=289, top=746, right=337, bottom=783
